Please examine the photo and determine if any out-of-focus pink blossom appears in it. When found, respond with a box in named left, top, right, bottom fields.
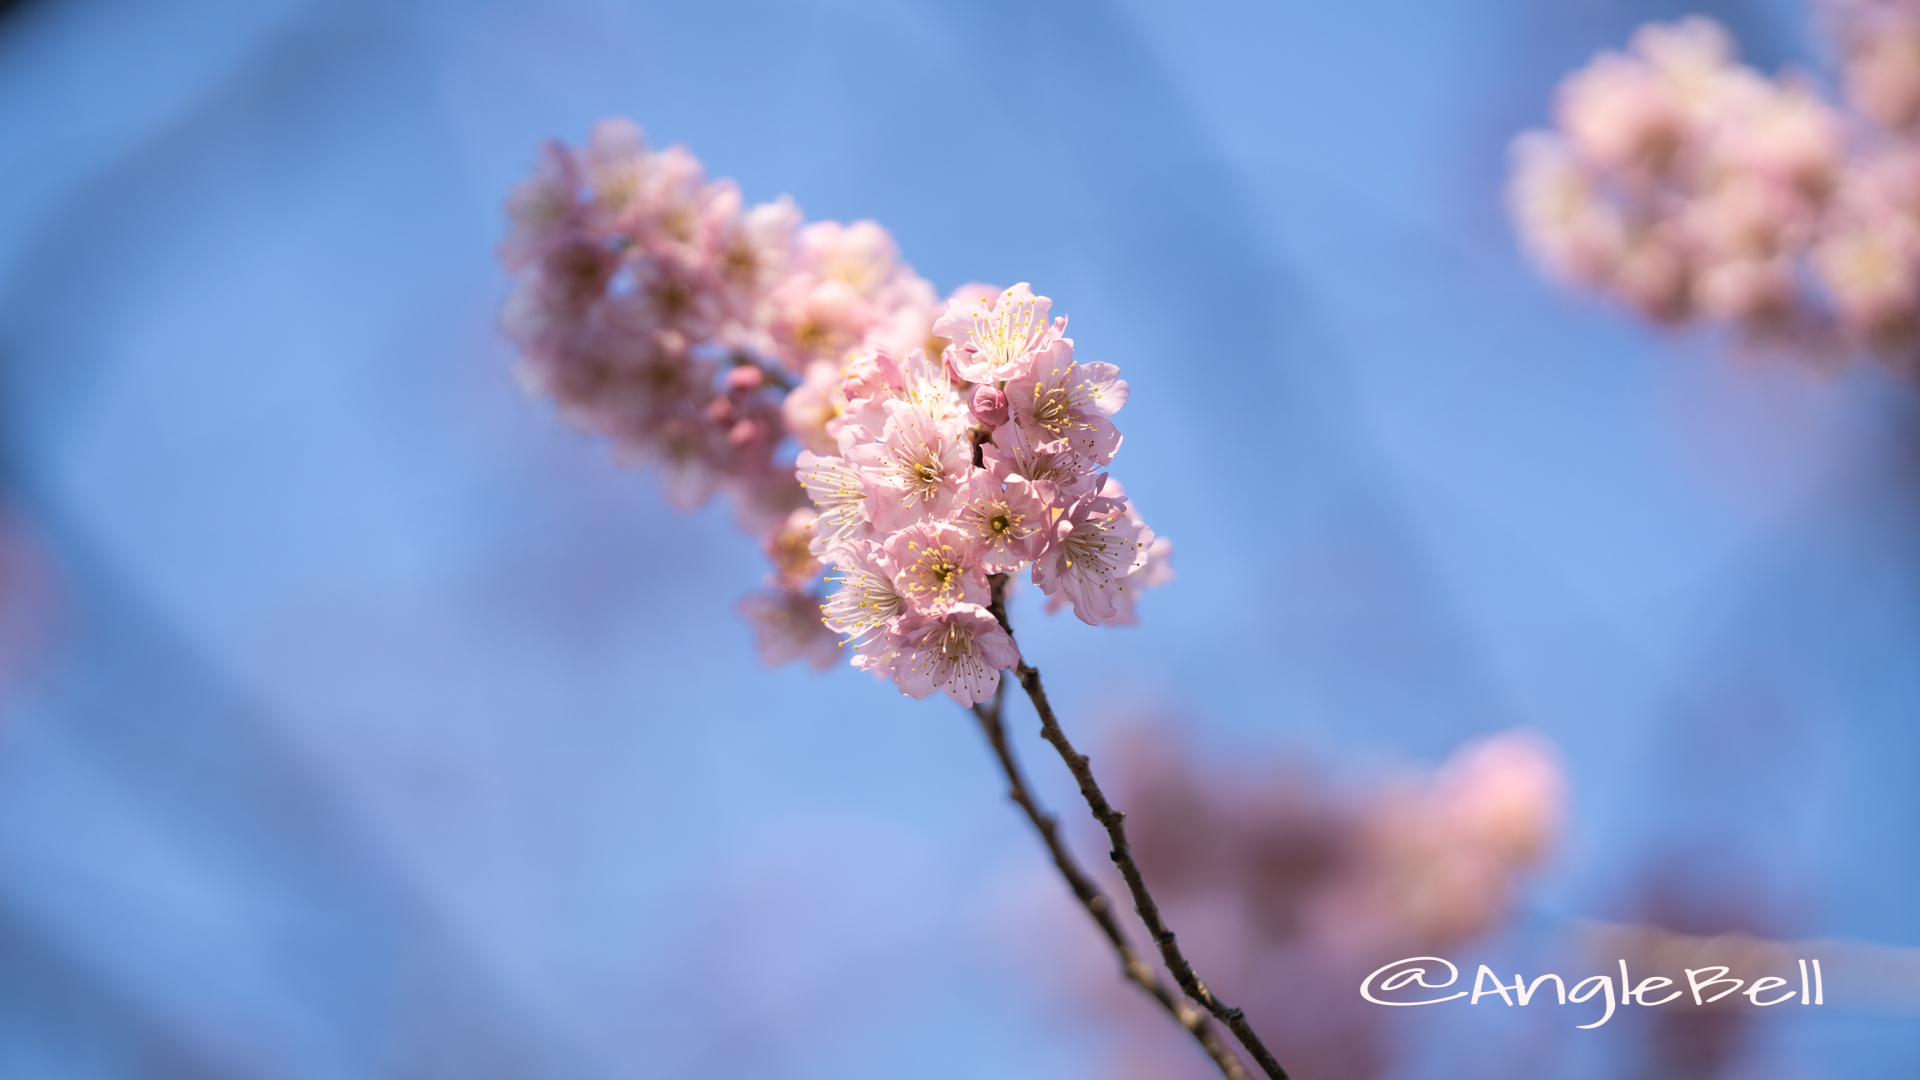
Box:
left=781, top=361, right=844, bottom=456
left=763, top=508, right=825, bottom=587
left=1034, top=728, right=1565, bottom=1080
left=1830, top=0, right=1920, bottom=131
left=1432, top=730, right=1564, bottom=866
left=739, top=587, right=840, bottom=670
left=1512, top=11, right=1920, bottom=363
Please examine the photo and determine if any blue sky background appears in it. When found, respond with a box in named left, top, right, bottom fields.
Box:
left=0, top=0, right=1916, bottom=1076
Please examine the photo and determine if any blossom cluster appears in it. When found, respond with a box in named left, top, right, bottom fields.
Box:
left=1033, top=729, right=1563, bottom=1080
left=499, top=121, right=1171, bottom=695
left=798, top=285, right=1173, bottom=707
left=1508, top=11, right=1920, bottom=361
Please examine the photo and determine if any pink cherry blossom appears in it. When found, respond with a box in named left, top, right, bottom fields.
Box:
left=781, top=360, right=844, bottom=456
left=762, top=508, right=825, bottom=587
left=500, top=127, right=1173, bottom=686
left=1832, top=0, right=1920, bottom=132
left=981, top=420, right=1101, bottom=507
left=933, top=283, right=1064, bottom=383
left=846, top=401, right=973, bottom=531
left=951, top=471, right=1049, bottom=573
left=501, top=140, right=584, bottom=271
left=769, top=275, right=875, bottom=369
left=796, top=450, right=873, bottom=555
left=1004, top=338, right=1127, bottom=465
left=888, top=604, right=1018, bottom=707
left=819, top=541, right=905, bottom=647
left=1032, top=487, right=1151, bottom=626
left=739, top=586, right=840, bottom=670
left=969, top=383, right=1009, bottom=427
left=883, top=522, right=988, bottom=613
left=1512, top=12, right=1920, bottom=363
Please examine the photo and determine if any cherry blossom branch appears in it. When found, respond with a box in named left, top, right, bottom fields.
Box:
left=984, top=573, right=1293, bottom=1080
left=967, top=680, right=1252, bottom=1080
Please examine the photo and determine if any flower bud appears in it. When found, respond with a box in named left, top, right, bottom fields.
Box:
left=970, top=383, right=1010, bottom=427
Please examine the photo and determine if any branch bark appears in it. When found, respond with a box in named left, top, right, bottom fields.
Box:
left=969, top=679, right=1253, bottom=1080
left=982, top=573, right=1293, bottom=1080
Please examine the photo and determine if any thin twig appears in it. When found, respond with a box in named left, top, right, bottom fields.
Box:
left=969, top=679, right=1253, bottom=1080
left=984, top=573, right=1293, bottom=1080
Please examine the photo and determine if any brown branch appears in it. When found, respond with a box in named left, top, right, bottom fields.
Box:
left=984, top=573, right=1293, bottom=1080
left=969, top=679, right=1253, bottom=1080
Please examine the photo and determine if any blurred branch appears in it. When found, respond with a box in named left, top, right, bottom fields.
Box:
left=980, top=573, right=1290, bottom=1080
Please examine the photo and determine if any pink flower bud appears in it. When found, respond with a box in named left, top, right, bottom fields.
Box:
left=726, top=365, right=764, bottom=392
left=970, top=384, right=1009, bottom=427
left=728, top=418, right=763, bottom=446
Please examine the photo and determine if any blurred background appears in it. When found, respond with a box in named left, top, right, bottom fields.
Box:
left=1, top=0, right=1916, bottom=1076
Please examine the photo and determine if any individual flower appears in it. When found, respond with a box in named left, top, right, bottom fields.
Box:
left=625, top=411, right=730, bottom=509
left=981, top=420, right=1101, bottom=507
left=820, top=541, right=905, bottom=647
left=796, top=449, right=873, bottom=555
left=1031, top=488, right=1151, bottom=626
left=621, top=249, right=727, bottom=340
left=1004, top=338, right=1127, bottom=464
left=1815, top=220, right=1920, bottom=345
left=883, top=521, right=988, bottom=612
left=846, top=401, right=973, bottom=530
left=888, top=604, right=1018, bottom=706
left=890, top=348, right=969, bottom=429
left=951, top=471, right=1049, bottom=573
left=933, top=282, right=1064, bottom=383
left=631, top=144, right=714, bottom=254
left=1556, top=49, right=1690, bottom=175
left=969, top=383, right=1010, bottom=427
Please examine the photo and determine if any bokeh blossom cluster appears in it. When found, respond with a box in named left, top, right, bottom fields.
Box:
left=500, top=121, right=1170, bottom=695
left=1509, top=8, right=1920, bottom=362
left=1038, top=729, right=1563, bottom=1080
